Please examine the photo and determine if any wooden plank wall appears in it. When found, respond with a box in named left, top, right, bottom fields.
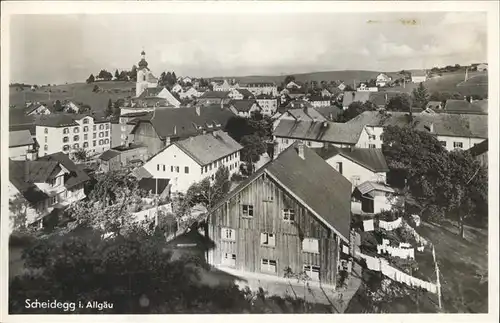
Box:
left=209, top=173, right=340, bottom=285
left=133, top=123, right=164, bottom=156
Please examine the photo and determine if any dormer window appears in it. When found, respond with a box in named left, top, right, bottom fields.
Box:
left=83, top=118, right=89, bottom=124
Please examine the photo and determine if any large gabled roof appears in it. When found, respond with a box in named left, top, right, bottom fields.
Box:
left=314, top=146, right=389, bottom=173
left=212, top=143, right=352, bottom=241
left=229, top=99, right=260, bottom=113
left=38, top=152, right=91, bottom=189
left=9, top=130, right=34, bottom=148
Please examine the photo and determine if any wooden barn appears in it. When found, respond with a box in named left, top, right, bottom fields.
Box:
left=207, top=142, right=352, bottom=287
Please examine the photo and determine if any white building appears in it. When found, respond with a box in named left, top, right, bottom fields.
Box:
left=375, top=73, right=392, bottom=87
left=357, top=83, right=378, bottom=92
left=171, top=83, right=183, bottom=93
left=179, top=87, right=202, bottom=99
left=238, top=82, right=278, bottom=96
left=228, top=100, right=262, bottom=118
left=8, top=152, right=89, bottom=230
left=25, top=103, right=51, bottom=116
left=308, top=96, right=331, bottom=108
left=9, top=130, right=37, bottom=161
left=256, top=94, right=278, bottom=116
left=141, top=131, right=243, bottom=194
left=135, top=50, right=159, bottom=97
left=352, top=181, right=402, bottom=214
left=213, top=79, right=234, bottom=92
left=411, top=71, right=427, bottom=83
left=35, top=114, right=112, bottom=157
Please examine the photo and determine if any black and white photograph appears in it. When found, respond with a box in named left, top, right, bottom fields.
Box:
left=1, top=0, right=498, bottom=320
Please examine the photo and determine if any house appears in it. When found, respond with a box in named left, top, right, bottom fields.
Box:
left=62, top=101, right=80, bottom=113
left=198, top=91, right=232, bottom=105
left=213, top=79, right=234, bottom=92
left=8, top=152, right=89, bottom=230
left=35, top=113, right=112, bottom=157
left=337, top=82, right=346, bottom=91
left=272, top=103, right=327, bottom=130
left=350, top=111, right=488, bottom=151
left=286, top=81, right=302, bottom=89
left=425, top=101, right=443, bottom=111
left=308, top=96, right=331, bottom=108
left=129, top=105, right=235, bottom=157
left=25, top=103, right=51, bottom=116
left=116, top=111, right=150, bottom=147
left=357, top=83, right=378, bottom=92
left=233, top=88, right=255, bottom=100
left=238, top=82, right=278, bottom=96
left=179, top=87, right=202, bottom=99
left=314, top=106, right=343, bottom=121
left=183, top=77, right=193, bottom=84
left=281, top=88, right=306, bottom=99
left=342, top=91, right=371, bottom=110
left=443, top=99, right=488, bottom=115
left=477, top=63, right=488, bottom=72
left=375, top=73, right=392, bottom=87
left=273, top=119, right=361, bottom=154
left=314, top=146, right=389, bottom=188
left=321, top=88, right=333, bottom=97
left=228, top=100, right=262, bottom=118
left=9, top=130, right=37, bottom=161
left=98, top=143, right=148, bottom=172
left=135, top=50, right=159, bottom=97
left=171, top=83, right=183, bottom=93
left=207, top=142, right=351, bottom=286
left=256, top=94, right=278, bottom=116
left=141, top=131, right=242, bottom=194
left=468, top=139, right=488, bottom=168
left=135, top=86, right=181, bottom=108
left=352, top=181, right=403, bottom=214
left=411, top=70, right=427, bottom=83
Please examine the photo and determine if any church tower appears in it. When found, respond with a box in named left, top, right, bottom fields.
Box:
left=136, top=50, right=151, bottom=97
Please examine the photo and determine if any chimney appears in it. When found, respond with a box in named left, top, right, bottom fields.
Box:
left=173, top=126, right=177, bottom=135
left=195, top=106, right=201, bottom=116
left=297, top=142, right=305, bottom=159
left=273, top=142, right=280, bottom=160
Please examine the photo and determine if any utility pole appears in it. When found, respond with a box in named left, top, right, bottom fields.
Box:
left=432, top=245, right=442, bottom=310
left=464, top=67, right=469, bottom=82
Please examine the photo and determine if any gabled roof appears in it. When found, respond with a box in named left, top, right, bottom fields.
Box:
left=342, top=91, right=371, bottom=107
left=256, top=94, right=275, bottom=99
left=212, top=143, right=352, bottom=241
left=201, top=91, right=231, bottom=99
left=99, top=149, right=121, bottom=161
left=173, top=131, right=243, bottom=166
left=274, top=119, right=363, bottom=145
left=132, top=166, right=153, bottom=179
left=314, top=106, right=343, bottom=121
left=35, top=113, right=108, bottom=128
left=444, top=99, right=488, bottom=115
left=235, top=88, right=255, bottom=99
left=25, top=103, right=48, bottom=114
left=468, top=139, right=488, bottom=157
left=9, top=130, right=34, bottom=148
left=314, top=146, right=389, bottom=172
left=356, top=181, right=395, bottom=196
left=130, top=105, right=235, bottom=139
left=9, top=160, right=50, bottom=204
left=137, top=87, right=164, bottom=99
left=38, top=152, right=91, bottom=189
left=229, top=99, right=260, bottom=113
left=426, top=101, right=442, bottom=110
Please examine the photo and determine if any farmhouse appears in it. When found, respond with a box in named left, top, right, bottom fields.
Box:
left=228, top=100, right=262, bottom=118
left=98, top=143, right=148, bottom=172
left=375, top=73, right=392, bottom=87
left=207, top=142, right=352, bottom=286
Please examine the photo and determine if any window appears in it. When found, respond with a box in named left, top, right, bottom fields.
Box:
left=83, top=118, right=89, bottom=124
left=303, top=265, right=320, bottom=281
left=261, top=259, right=277, bottom=273
left=174, top=166, right=179, bottom=173
left=105, top=131, right=109, bottom=137
left=260, top=233, right=276, bottom=247
left=99, top=124, right=104, bottom=130
left=44, top=136, right=47, bottom=143
left=99, top=140, right=103, bottom=145
left=83, top=142, right=89, bottom=148
left=63, top=128, right=69, bottom=134
left=73, top=135, right=79, bottom=141
left=307, top=141, right=312, bottom=147
left=185, top=166, right=189, bottom=174
left=209, top=163, right=213, bottom=170
left=106, top=124, right=110, bottom=130
left=302, top=238, right=319, bottom=254
left=93, top=140, right=96, bottom=147
left=368, top=135, right=376, bottom=140
left=453, top=142, right=463, bottom=149
left=283, top=209, right=295, bottom=222
left=73, top=143, right=79, bottom=149
left=93, top=125, right=97, bottom=131
left=336, top=162, right=343, bottom=174
left=47, top=178, right=55, bottom=186
left=50, top=195, right=57, bottom=205
left=157, top=164, right=160, bottom=171
left=171, top=166, right=174, bottom=172
left=163, top=165, right=166, bottom=172
left=368, top=144, right=376, bottom=149
left=63, top=136, right=69, bottom=143
left=99, top=132, right=104, bottom=138
left=105, top=139, right=109, bottom=144
left=74, top=127, right=79, bottom=133
left=44, top=128, right=48, bottom=134
left=93, top=133, right=97, bottom=139
left=440, top=141, right=447, bottom=147
left=242, top=205, right=254, bottom=217
left=221, top=228, right=235, bottom=241
left=351, top=175, right=361, bottom=186
left=83, top=126, right=88, bottom=132
left=222, top=253, right=236, bottom=267
left=84, top=134, right=88, bottom=140
left=63, top=145, right=69, bottom=152
left=44, top=144, right=48, bottom=151
left=283, top=138, right=289, bottom=144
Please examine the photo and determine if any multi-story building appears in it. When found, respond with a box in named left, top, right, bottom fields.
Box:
left=140, top=131, right=242, bottom=193
left=228, top=99, right=262, bottom=118
left=35, top=114, right=111, bottom=157
left=238, top=82, right=278, bottom=96
left=207, top=142, right=351, bottom=286
left=8, top=152, right=89, bottom=230
left=256, top=94, right=278, bottom=116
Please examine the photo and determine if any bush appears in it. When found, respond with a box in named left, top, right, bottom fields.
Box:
left=230, top=173, right=246, bottom=182
left=9, top=232, right=36, bottom=248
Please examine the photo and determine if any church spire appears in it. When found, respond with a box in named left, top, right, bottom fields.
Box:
left=138, top=49, right=148, bottom=70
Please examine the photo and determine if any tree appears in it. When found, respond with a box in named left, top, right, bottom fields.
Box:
left=71, top=148, right=89, bottom=163
left=428, top=91, right=463, bottom=105
left=172, top=72, right=177, bottom=83
left=411, top=83, right=429, bottom=109
left=129, top=65, right=138, bottom=81
left=92, top=85, right=100, bottom=93
left=105, top=98, right=113, bottom=117
left=284, top=75, right=296, bottom=85
left=9, top=193, right=30, bottom=232
left=386, top=93, right=412, bottom=112
left=338, top=101, right=376, bottom=122
left=119, top=71, right=129, bottom=81
left=115, top=69, right=120, bottom=80
left=54, top=100, right=63, bottom=112
left=344, top=84, right=355, bottom=91
left=240, top=134, right=267, bottom=165
left=86, top=74, right=95, bottom=84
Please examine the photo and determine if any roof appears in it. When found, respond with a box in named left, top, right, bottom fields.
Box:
left=201, top=91, right=231, bottom=99
left=426, top=101, right=442, bottom=110
left=38, top=152, right=91, bottom=189
left=25, top=103, right=48, bottom=114
left=468, top=139, right=488, bottom=157
left=342, top=91, right=371, bottom=107
left=138, top=178, right=170, bottom=195
left=309, top=96, right=331, bottom=102
left=286, top=100, right=314, bottom=110
left=173, top=131, right=243, bottom=166
left=132, top=166, right=153, bottom=179
left=368, top=92, right=400, bottom=107
left=230, top=99, right=260, bottom=112
left=35, top=113, right=108, bottom=128
left=274, top=119, right=364, bottom=145
left=235, top=88, right=255, bottom=98
left=356, top=181, right=395, bottom=196
left=314, top=146, right=389, bottom=172
left=9, top=130, right=34, bottom=148
left=130, top=105, right=235, bottom=139
left=137, top=87, right=164, bottom=99
left=99, top=149, right=121, bottom=161
left=9, top=160, right=50, bottom=204
left=347, top=111, right=488, bottom=139
left=212, top=143, right=352, bottom=241
left=314, top=106, right=343, bottom=121
left=444, top=99, right=488, bottom=115
left=240, top=82, right=276, bottom=87
left=256, top=94, right=275, bottom=99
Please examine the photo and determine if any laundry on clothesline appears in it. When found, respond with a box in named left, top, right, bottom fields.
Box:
left=342, top=244, right=349, bottom=254
left=382, top=238, right=390, bottom=246
left=399, top=242, right=412, bottom=248
left=378, top=244, right=415, bottom=259
left=417, top=246, right=424, bottom=252
left=363, top=219, right=374, bottom=232
left=379, top=217, right=402, bottom=231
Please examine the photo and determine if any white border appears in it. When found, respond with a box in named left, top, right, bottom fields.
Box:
left=1, top=1, right=499, bottom=322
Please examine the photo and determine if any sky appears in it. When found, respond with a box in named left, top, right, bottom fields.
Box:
left=9, top=12, right=487, bottom=85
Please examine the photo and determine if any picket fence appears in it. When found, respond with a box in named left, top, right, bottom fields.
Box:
left=357, top=252, right=439, bottom=294
left=132, top=203, right=173, bottom=223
